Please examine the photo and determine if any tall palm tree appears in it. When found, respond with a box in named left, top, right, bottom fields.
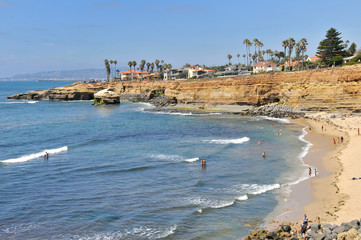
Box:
left=295, top=42, right=301, bottom=71
left=104, top=59, right=111, bottom=82
left=282, top=40, right=289, bottom=71
left=243, top=39, right=252, bottom=66
left=227, top=54, right=232, bottom=65
left=128, top=61, right=133, bottom=71
left=132, top=61, right=137, bottom=71
left=242, top=54, right=246, bottom=65
left=300, top=38, right=308, bottom=70
left=114, top=60, right=118, bottom=77
left=237, top=54, right=240, bottom=65
left=151, top=62, right=154, bottom=72
left=253, top=38, right=259, bottom=55
left=287, top=38, right=296, bottom=71
left=154, top=59, right=160, bottom=72
left=146, top=62, right=151, bottom=72
left=109, top=60, right=114, bottom=78
left=140, top=60, right=146, bottom=71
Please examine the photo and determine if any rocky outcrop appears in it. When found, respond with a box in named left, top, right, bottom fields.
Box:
left=7, top=65, right=361, bottom=112
left=93, top=87, right=120, bottom=105
left=245, top=219, right=361, bottom=240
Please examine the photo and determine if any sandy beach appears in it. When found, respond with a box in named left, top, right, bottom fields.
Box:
left=268, top=112, right=361, bottom=229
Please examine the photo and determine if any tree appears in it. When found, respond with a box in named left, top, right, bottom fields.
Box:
left=295, top=42, right=301, bottom=70
left=227, top=54, right=232, bottom=65
left=242, top=54, right=246, bottom=65
left=236, top=53, right=240, bottom=64
left=287, top=38, right=296, bottom=71
left=282, top=40, right=288, bottom=71
left=140, top=60, right=146, bottom=71
left=132, top=61, right=137, bottom=71
left=151, top=62, right=154, bottom=72
left=300, top=38, right=308, bottom=70
left=128, top=61, right=133, bottom=71
left=104, top=59, right=111, bottom=82
left=348, top=42, right=357, bottom=56
left=243, top=39, right=252, bottom=66
left=316, top=28, right=345, bottom=66
left=154, top=59, right=160, bottom=72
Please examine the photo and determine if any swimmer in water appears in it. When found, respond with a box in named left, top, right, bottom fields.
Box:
left=262, top=152, right=266, bottom=158
left=44, top=151, right=49, bottom=160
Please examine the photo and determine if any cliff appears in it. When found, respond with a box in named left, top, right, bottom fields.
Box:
left=8, top=65, right=361, bottom=112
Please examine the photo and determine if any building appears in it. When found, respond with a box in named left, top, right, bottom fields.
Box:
left=163, top=68, right=188, bottom=80
left=186, top=66, right=215, bottom=79
left=214, top=64, right=251, bottom=76
left=120, top=70, right=148, bottom=80
left=307, top=55, right=321, bottom=62
left=343, top=55, right=358, bottom=64
left=253, top=62, right=278, bottom=73
left=142, top=72, right=160, bottom=81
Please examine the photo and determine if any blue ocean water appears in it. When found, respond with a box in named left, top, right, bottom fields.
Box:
left=0, top=81, right=310, bottom=240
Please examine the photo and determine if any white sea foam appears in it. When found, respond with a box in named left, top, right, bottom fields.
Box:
left=0, top=101, right=38, bottom=104
left=184, top=157, right=199, bottom=162
left=238, top=183, right=281, bottom=195
left=153, top=111, right=194, bottom=116
left=237, top=195, right=248, bottom=201
left=27, top=100, right=38, bottom=104
left=188, top=197, right=235, bottom=211
left=205, top=137, right=250, bottom=144
left=261, top=116, right=290, bottom=124
left=148, top=153, right=182, bottom=161
left=1, top=146, right=68, bottom=163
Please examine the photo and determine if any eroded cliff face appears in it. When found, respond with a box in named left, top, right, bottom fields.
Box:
left=8, top=65, right=361, bottom=112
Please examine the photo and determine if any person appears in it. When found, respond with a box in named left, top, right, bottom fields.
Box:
left=201, top=159, right=206, bottom=166
left=308, top=167, right=311, bottom=177
left=262, top=152, right=266, bottom=158
left=314, top=168, right=317, bottom=176
left=321, top=125, right=324, bottom=131
left=301, top=214, right=309, bottom=239
left=262, top=140, right=265, bottom=144
left=358, top=128, right=360, bottom=136
left=309, top=125, right=311, bottom=131
left=44, top=151, right=49, bottom=160
left=258, top=140, right=261, bottom=145
left=341, top=136, right=343, bottom=143
left=333, top=138, right=336, bottom=144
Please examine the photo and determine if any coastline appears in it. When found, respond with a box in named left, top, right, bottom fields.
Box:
left=147, top=104, right=361, bottom=229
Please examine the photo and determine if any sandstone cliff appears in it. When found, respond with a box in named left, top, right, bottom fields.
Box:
left=8, top=65, right=361, bottom=112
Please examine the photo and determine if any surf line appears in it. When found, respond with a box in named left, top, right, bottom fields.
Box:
left=1, top=146, right=68, bottom=163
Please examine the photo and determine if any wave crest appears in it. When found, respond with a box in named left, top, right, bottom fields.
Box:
left=205, top=137, right=250, bottom=144
left=1, top=146, right=68, bottom=163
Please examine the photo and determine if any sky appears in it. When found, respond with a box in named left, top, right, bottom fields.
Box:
left=0, top=0, right=360, bottom=78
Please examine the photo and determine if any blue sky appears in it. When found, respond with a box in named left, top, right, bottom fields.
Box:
left=0, top=0, right=360, bottom=77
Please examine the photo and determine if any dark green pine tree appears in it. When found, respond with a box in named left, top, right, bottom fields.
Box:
left=316, top=28, right=345, bottom=66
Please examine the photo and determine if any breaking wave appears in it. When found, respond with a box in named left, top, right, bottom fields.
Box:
left=1, top=146, right=68, bottom=163
left=204, top=137, right=250, bottom=144
left=261, top=116, right=290, bottom=124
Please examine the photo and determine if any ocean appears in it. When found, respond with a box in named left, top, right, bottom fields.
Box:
left=0, top=81, right=311, bottom=240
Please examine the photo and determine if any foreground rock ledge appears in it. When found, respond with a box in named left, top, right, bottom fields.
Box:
left=7, top=65, right=361, bottom=112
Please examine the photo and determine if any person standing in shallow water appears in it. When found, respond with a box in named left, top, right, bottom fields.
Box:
left=308, top=167, right=312, bottom=177
left=262, top=152, right=266, bottom=158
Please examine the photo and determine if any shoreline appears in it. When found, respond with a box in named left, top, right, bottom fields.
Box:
left=145, top=104, right=361, bottom=229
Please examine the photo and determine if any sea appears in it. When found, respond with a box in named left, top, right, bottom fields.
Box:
left=0, top=81, right=312, bottom=240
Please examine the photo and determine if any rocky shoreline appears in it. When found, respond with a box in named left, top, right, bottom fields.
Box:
left=246, top=219, right=361, bottom=240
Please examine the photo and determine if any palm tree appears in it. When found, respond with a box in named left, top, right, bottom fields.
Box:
left=146, top=62, right=151, bottom=72
left=300, top=38, right=308, bottom=70
left=243, top=39, right=252, bottom=66
left=236, top=54, right=240, bottom=65
left=227, top=54, right=232, bottom=65
left=295, top=42, right=301, bottom=71
left=151, top=62, right=154, bottom=72
left=109, top=60, right=114, bottom=78
left=242, top=54, right=246, bottom=65
left=282, top=40, right=289, bottom=71
left=140, top=60, right=146, bottom=71
left=287, top=38, right=296, bottom=71
left=116, top=69, right=120, bottom=78
left=253, top=38, right=259, bottom=55
left=128, top=61, right=133, bottom=71
left=154, top=59, right=160, bottom=72
left=132, top=61, right=137, bottom=71
left=104, top=59, right=111, bottom=82
left=114, top=60, right=118, bottom=77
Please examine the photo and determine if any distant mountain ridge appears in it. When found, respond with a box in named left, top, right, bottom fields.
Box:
left=0, top=68, right=127, bottom=81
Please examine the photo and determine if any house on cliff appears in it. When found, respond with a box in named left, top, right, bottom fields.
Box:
left=163, top=68, right=188, bottom=80
left=186, top=66, right=215, bottom=79
left=121, top=70, right=148, bottom=80
left=253, top=62, right=279, bottom=73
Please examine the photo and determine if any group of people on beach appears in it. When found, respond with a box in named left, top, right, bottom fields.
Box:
left=200, top=159, right=206, bottom=167
left=308, top=167, right=317, bottom=177
left=332, top=136, right=344, bottom=144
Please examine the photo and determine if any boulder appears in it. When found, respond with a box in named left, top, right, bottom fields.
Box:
left=281, top=225, right=292, bottom=233
left=346, top=228, right=361, bottom=239
left=311, top=223, right=321, bottom=233
left=334, top=226, right=346, bottom=234
left=244, top=236, right=251, bottom=240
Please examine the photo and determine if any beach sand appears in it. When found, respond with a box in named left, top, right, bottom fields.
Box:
left=269, top=113, right=361, bottom=228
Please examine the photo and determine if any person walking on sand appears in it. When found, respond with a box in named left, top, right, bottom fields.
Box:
left=301, top=214, right=309, bottom=239
left=314, top=168, right=317, bottom=176
left=333, top=138, right=336, bottom=145
left=308, top=167, right=311, bottom=177
left=341, top=136, right=343, bottom=143
left=358, top=128, right=360, bottom=136
left=321, top=125, right=324, bottom=131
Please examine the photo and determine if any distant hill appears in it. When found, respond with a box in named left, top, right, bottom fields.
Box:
left=0, top=68, right=128, bottom=81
